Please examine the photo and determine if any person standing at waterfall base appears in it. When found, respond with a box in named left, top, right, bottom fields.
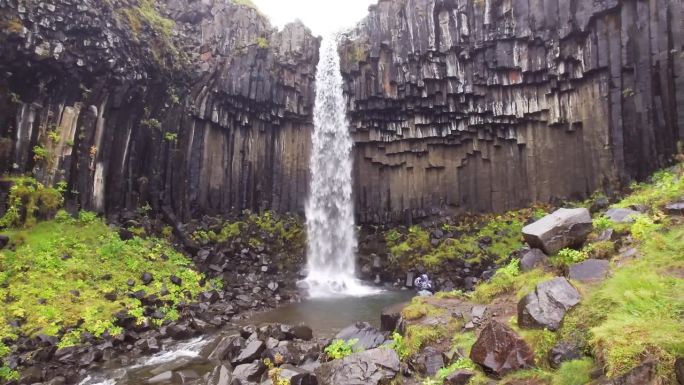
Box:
left=414, top=274, right=434, bottom=296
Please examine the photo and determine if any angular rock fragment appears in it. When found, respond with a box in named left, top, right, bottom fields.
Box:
left=334, top=322, right=387, bottom=350
left=522, top=208, right=593, bottom=255
left=470, top=320, right=535, bottom=377
left=315, top=348, right=400, bottom=385
left=568, top=259, right=610, bottom=282
left=518, top=277, right=581, bottom=331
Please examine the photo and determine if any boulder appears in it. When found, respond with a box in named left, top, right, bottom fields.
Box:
left=604, top=208, right=641, bottom=223
left=141, top=272, right=154, bottom=285
left=443, top=370, right=475, bottom=385
left=380, top=302, right=406, bottom=332
left=470, top=320, right=535, bottom=377
left=548, top=342, right=583, bottom=369
left=675, top=357, right=684, bottom=385
left=232, top=361, right=266, bottom=383
left=204, top=334, right=244, bottom=361
left=665, top=202, right=684, bottom=216
left=279, top=364, right=318, bottom=385
left=522, top=208, right=593, bottom=255
left=207, top=365, right=233, bottom=385
left=568, top=259, right=610, bottom=282
left=518, top=278, right=581, bottom=331
left=148, top=371, right=173, bottom=384
left=315, top=348, right=400, bottom=385
left=283, top=324, right=314, bottom=341
left=334, top=322, right=387, bottom=350
left=232, top=340, right=265, bottom=365
left=519, top=249, right=549, bottom=272
left=599, top=360, right=657, bottom=385
left=414, top=346, right=444, bottom=376
left=173, top=370, right=200, bottom=383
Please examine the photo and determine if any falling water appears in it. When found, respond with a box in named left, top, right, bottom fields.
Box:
left=303, top=35, right=378, bottom=298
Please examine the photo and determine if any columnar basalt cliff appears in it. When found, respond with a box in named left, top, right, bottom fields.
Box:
left=0, top=0, right=682, bottom=224
left=340, top=0, right=683, bottom=223
left=0, top=0, right=318, bottom=220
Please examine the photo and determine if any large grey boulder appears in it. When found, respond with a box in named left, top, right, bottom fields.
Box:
left=334, top=322, right=388, bottom=350
left=315, top=348, right=400, bottom=385
left=231, top=340, right=265, bottom=365
left=568, top=259, right=610, bottom=282
left=518, top=278, right=581, bottom=331
left=522, top=208, right=593, bottom=255
left=278, top=364, right=318, bottom=385
left=605, top=208, right=641, bottom=223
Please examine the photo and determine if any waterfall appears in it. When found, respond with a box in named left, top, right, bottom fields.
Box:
left=303, top=35, right=378, bottom=298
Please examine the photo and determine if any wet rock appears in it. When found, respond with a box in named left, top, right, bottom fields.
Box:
left=598, top=360, right=657, bottom=385
left=148, top=371, right=173, bottom=384
left=231, top=340, right=265, bottom=365
left=141, top=272, right=154, bottom=285
left=207, top=364, right=233, bottom=385
left=548, top=341, right=583, bottom=369
left=519, top=249, right=549, bottom=272
left=170, top=275, right=182, bottom=286
left=283, top=324, right=314, bottom=341
left=470, top=320, right=535, bottom=377
left=334, top=322, right=387, bottom=350
left=665, top=202, right=684, bottom=216
left=315, top=348, right=400, bottom=385
left=522, top=208, right=593, bottom=255
left=205, top=334, right=245, bottom=362
left=414, top=346, right=444, bottom=376
left=605, top=208, right=641, bottom=223
left=596, top=229, right=618, bottom=242
left=279, top=364, right=318, bottom=385
left=232, top=360, right=266, bottom=383
left=443, top=370, right=474, bottom=385
left=518, top=277, right=581, bottom=331
left=568, top=259, right=610, bottom=282
left=380, top=302, right=406, bottom=332
left=675, top=357, right=684, bottom=385
left=19, top=366, right=43, bottom=384
left=590, top=197, right=611, bottom=213
left=405, top=272, right=415, bottom=288
left=127, top=279, right=136, bottom=287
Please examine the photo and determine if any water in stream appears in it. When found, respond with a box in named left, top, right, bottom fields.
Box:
left=303, top=34, right=377, bottom=298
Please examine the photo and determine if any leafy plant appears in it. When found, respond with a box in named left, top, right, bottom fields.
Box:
left=324, top=339, right=361, bottom=360
left=0, top=177, right=63, bottom=228
left=33, top=145, right=49, bottom=162
left=163, top=132, right=178, bottom=143
left=256, top=37, right=269, bottom=49
left=593, top=215, right=612, bottom=232
left=389, top=332, right=409, bottom=359
left=552, top=248, right=588, bottom=268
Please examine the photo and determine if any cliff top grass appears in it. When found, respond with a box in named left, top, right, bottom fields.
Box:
left=0, top=211, right=212, bottom=378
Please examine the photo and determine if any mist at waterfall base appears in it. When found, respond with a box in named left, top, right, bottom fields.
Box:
left=302, top=35, right=379, bottom=298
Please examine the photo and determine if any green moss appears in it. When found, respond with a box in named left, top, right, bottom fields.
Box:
left=117, top=0, right=181, bottom=67
left=471, top=260, right=552, bottom=303
left=0, top=216, right=209, bottom=349
left=403, top=323, right=448, bottom=358
left=256, top=37, right=269, bottom=49
left=559, top=225, right=684, bottom=380
left=0, top=177, right=62, bottom=229
left=510, top=318, right=558, bottom=367
left=616, top=167, right=684, bottom=213
left=400, top=297, right=446, bottom=321
left=551, top=358, right=594, bottom=385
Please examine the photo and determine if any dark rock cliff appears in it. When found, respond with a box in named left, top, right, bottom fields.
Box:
left=0, top=0, right=682, bottom=224
left=0, top=0, right=318, bottom=221
left=340, top=0, right=683, bottom=223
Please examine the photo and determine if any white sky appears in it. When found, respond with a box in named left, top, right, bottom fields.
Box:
left=250, top=0, right=377, bottom=36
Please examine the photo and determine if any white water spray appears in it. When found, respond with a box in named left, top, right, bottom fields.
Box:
left=303, top=35, right=378, bottom=298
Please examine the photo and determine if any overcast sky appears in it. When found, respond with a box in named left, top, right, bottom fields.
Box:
left=250, top=0, right=377, bottom=36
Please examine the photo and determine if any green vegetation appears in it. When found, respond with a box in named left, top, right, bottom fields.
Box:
left=386, top=209, right=536, bottom=270
left=324, top=339, right=361, bottom=360
left=0, top=177, right=62, bottom=228
left=403, top=323, right=449, bottom=359
left=471, top=259, right=552, bottom=303
left=32, top=145, right=49, bottom=162
left=401, top=296, right=446, bottom=321
left=163, top=132, right=178, bottom=143
left=617, top=167, right=684, bottom=213
left=191, top=211, right=305, bottom=255
left=0, top=214, right=209, bottom=354
left=551, top=248, right=588, bottom=269
left=142, top=118, right=162, bottom=130
left=389, top=332, right=409, bottom=359
left=256, top=37, right=269, bottom=49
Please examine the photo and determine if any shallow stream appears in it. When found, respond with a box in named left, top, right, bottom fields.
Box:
left=79, top=289, right=414, bottom=385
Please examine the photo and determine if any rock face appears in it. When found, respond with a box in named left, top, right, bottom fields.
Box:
left=1, top=0, right=683, bottom=224
left=314, top=348, right=400, bottom=385
left=518, top=277, right=581, bottom=331
left=0, top=0, right=318, bottom=221
left=522, top=208, right=593, bottom=255
left=470, top=320, right=535, bottom=377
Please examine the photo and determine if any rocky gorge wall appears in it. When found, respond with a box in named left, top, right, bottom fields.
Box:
left=0, top=0, right=318, bottom=221
left=340, top=0, right=684, bottom=223
left=0, top=0, right=682, bottom=225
